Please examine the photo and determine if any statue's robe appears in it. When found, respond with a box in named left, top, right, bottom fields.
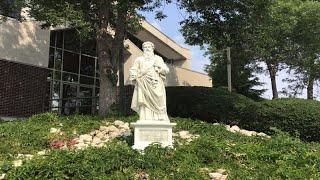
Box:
left=130, top=55, right=169, bottom=121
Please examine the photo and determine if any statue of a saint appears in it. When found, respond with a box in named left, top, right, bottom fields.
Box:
left=129, top=41, right=170, bottom=122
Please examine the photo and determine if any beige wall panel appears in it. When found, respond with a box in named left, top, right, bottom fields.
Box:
left=0, top=18, right=50, bottom=67
left=172, top=59, right=191, bottom=69
left=166, top=65, right=212, bottom=87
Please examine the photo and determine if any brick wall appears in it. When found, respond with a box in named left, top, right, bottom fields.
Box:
left=0, top=59, right=49, bottom=117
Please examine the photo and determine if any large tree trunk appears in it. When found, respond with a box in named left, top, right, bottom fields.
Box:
left=266, top=61, right=278, bottom=99
left=111, top=5, right=127, bottom=115
left=98, top=55, right=116, bottom=117
left=307, top=73, right=315, bottom=99
left=97, top=3, right=116, bottom=117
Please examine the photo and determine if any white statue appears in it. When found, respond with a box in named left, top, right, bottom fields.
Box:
left=129, top=41, right=170, bottom=122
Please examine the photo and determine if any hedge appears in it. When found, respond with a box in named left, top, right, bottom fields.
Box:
left=165, top=87, right=261, bottom=125
left=259, top=99, right=320, bottom=142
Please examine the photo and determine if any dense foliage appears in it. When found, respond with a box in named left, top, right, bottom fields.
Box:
left=166, top=87, right=261, bottom=125
left=1, top=114, right=319, bottom=179
left=259, top=99, right=320, bottom=142
left=178, top=0, right=271, bottom=99
left=178, top=0, right=320, bottom=100
left=165, top=87, right=320, bottom=142
left=204, top=48, right=265, bottom=100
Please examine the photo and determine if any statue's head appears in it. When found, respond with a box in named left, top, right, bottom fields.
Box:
left=142, top=41, right=154, bottom=54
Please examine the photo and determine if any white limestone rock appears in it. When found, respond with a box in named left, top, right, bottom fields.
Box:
left=219, top=175, right=228, bottom=180
left=95, top=132, right=105, bottom=139
left=13, top=160, right=23, bottom=167
left=92, top=137, right=102, bottom=145
left=99, top=126, right=108, bottom=131
left=209, top=172, right=228, bottom=180
left=37, top=150, right=46, bottom=156
left=209, top=172, right=223, bottom=180
left=224, top=123, right=270, bottom=138
left=50, top=128, right=61, bottom=133
left=106, top=125, right=118, bottom=133
left=257, top=132, right=271, bottom=138
left=109, top=131, right=121, bottom=138
left=114, top=120, right=125, bottom=126
left=79, top=134, right=92, bottom=143
left=16, top=154, right=33, bottom=160
left=24, top=154, right=33, bottom=160
left=230, top=125, right=240, bottom=133
left=225, top=125, right=231, bottom=131
left=239, top=129, right=254, bottom=136
left=119, top=123, right=130, bottom=130
left=176, top=130, right=200, bottom=143
left=178, top=131, right=191, bottom=139
left=75, top=142, right=88, bottom=150
left=0, top=173, right=6, bottom=180
left=70, top=122, right=133, bottom=150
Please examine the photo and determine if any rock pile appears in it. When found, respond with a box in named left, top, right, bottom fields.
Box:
left=73, top=120, right=131, bottom=150
left=173, top=130, right=200, bottom=144
left=200, top=168, right=228, bottom=180
left=209, top=168, right=228, bottom=180
left=225, top=125, right=271, bottom=138
left=48, top=120, right=131, bottom=150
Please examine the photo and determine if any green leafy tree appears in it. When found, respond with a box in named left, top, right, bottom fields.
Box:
left=178, top=0, right=270, bottom=99
left=204, top=47, right=265, bottom=100
left=251, top=0, right=300, bottom=99
left=285, top=1, right=320, bottom=99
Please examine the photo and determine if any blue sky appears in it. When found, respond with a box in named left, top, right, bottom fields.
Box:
left=141, top=3, right=320, bottom=100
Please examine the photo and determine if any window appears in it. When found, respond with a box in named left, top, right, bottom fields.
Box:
left=47, top=29, right=99, bottom=115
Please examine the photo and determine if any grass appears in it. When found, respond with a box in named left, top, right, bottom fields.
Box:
left=0, top=113, right=319, bottom=179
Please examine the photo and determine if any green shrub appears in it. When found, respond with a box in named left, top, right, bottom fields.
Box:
left=165, top=87, right=320, bottom=142
left=166, top=87, right=262, bottom=125
left=258, top=98, right=320, bottom=142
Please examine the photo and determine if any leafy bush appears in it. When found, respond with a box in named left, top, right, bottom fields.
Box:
left=166, top=86, right=262, bottom=125
left=165, top=87, right=320, bottom=142
left=258, top=99, right=320, bottom=142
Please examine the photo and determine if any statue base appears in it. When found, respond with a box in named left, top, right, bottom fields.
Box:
left=131, top=121, right=176, bottom=150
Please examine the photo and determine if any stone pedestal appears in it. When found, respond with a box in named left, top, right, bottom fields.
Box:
left=131, top=121, right=176, bottom=150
